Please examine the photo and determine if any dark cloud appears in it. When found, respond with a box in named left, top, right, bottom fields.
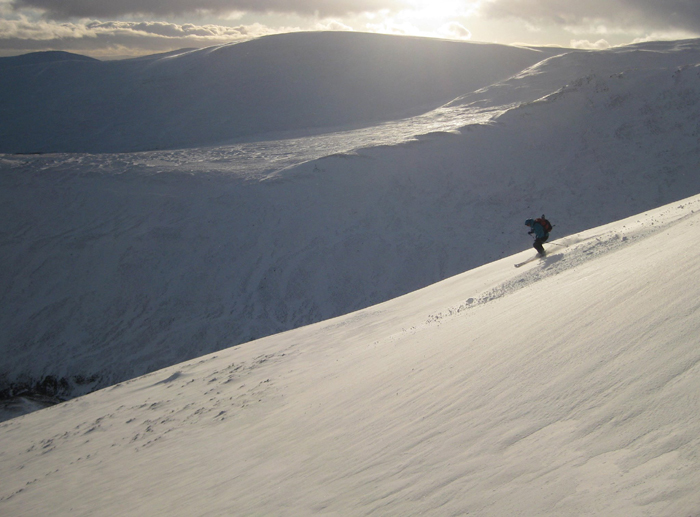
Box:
left=482, top=0, right=700, bottom=33
left=11, top=0, right=403, bottom=19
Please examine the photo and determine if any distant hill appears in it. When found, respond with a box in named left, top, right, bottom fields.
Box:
left=0, top=32, right=559, bottom=153
left=0, top=50, right=99, bottom=66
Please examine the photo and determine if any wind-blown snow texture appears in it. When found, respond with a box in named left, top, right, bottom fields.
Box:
left=2, top=194, right=700, bottom=515
left=2, top=34, right=700, bottom=411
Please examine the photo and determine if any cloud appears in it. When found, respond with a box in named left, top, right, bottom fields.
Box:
left=10, top=0, right=405, bottom=19
left=480, top=0, right=700, bottom=34
left=315, top=19, right=354, bottom=32
left=438, top=22, right=472, bottom=40
left=363, top=20, right=412, bottom=36
left=571, top=39, right=611, bottom=50
left=631, top=29, right=700, bottom=44
left=0, top=17, right=295, bottom=57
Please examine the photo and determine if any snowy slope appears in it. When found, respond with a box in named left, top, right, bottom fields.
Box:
left=1, top=195, right=700, bottom=516
left=0, top=32, right=555, bottom=153
left=3, top=37, right=700, bottom=406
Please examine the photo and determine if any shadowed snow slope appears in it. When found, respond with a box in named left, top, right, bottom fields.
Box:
left=1, top=195, right=700, bottom=516
left=3, top=38, right=700, bottom=405
left=0, top=32, right=554, bottom=153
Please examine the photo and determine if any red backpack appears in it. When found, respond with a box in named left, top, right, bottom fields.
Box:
left=535, top=215, right=553, bottom=233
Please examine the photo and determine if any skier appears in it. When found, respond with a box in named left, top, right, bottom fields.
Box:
left=525, top=215, right=552, bottom=256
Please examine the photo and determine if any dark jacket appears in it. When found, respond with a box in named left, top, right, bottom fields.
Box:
left=525, top=219, right=549, bottom=239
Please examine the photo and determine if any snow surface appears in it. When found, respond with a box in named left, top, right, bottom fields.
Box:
left=3, top=34, right=700, bottom=407
left=2, top=195, right=700, bottom=516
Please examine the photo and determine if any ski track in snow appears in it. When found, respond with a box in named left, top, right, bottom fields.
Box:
left=423, top=199, right=700, bottom=328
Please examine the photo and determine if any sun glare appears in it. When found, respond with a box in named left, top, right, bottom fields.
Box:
left=406, top=0, right=469, bottom=19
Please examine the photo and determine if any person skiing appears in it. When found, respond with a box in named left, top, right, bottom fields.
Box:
left=525, top=215, right=552, bottom=256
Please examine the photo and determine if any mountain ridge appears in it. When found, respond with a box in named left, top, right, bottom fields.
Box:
left=0, top=32, right=558, bottom=153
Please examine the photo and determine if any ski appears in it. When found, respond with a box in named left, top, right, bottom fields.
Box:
left=514, top=254, right=544, bottom=268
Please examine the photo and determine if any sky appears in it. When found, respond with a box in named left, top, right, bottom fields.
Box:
left=1, top=0, right=700, bottom=59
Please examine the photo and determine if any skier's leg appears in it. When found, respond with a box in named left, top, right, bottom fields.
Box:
left=533, top=239, right=545, bottom=255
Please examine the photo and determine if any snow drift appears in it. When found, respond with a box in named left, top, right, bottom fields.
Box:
left=1, top=194, right=699, bottom=515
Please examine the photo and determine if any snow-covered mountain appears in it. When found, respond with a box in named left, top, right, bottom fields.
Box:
left=0, top=32, right=557, bottom=154
left=2, top=195, right=700, bottom=515
left=2, top=33, right=700, bottom=412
